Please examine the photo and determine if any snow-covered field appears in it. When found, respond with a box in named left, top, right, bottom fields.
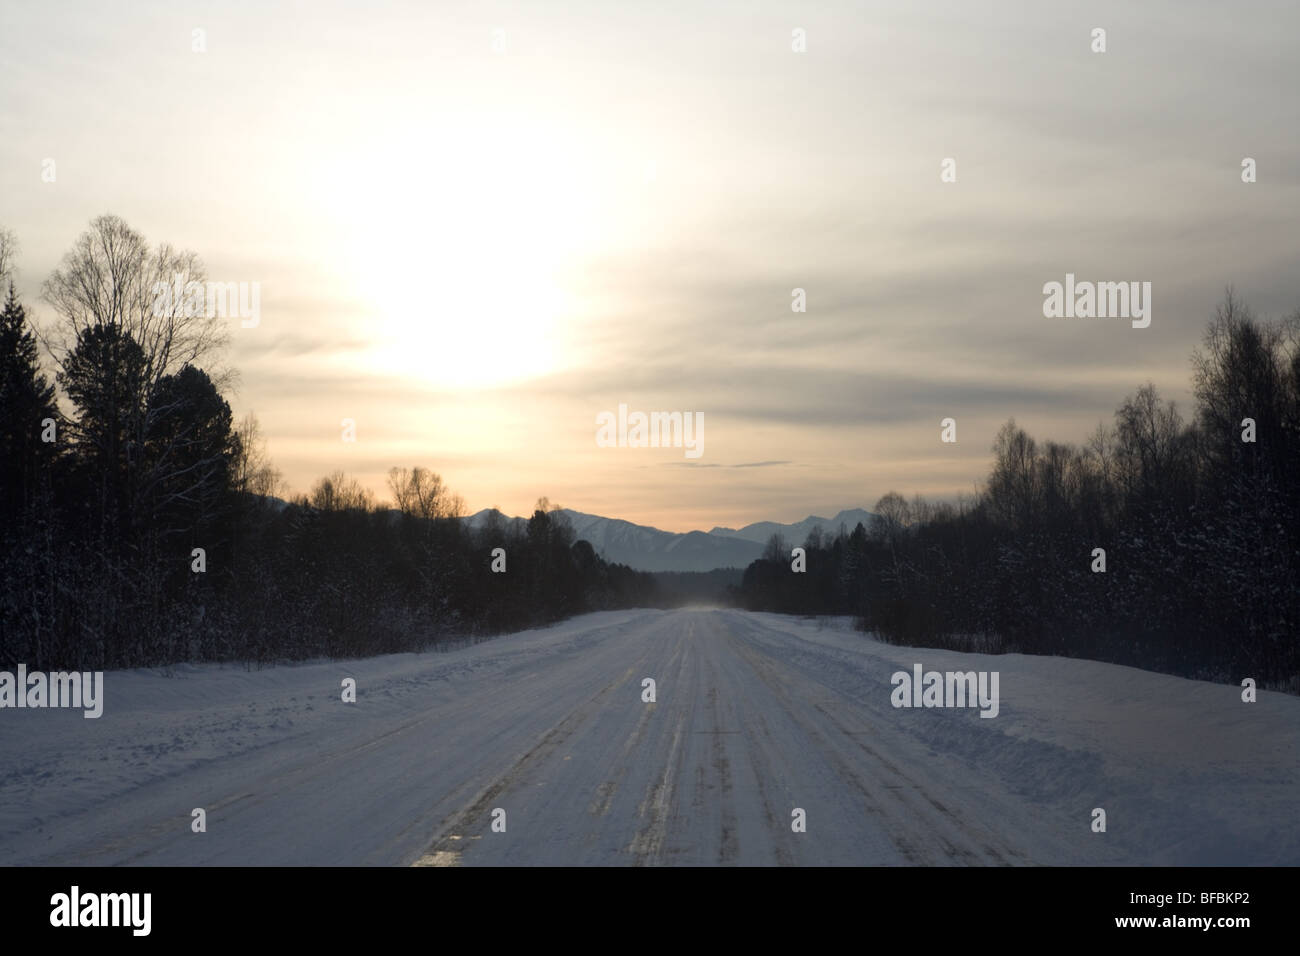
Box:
left=1, top=609, right=1296, bottom=865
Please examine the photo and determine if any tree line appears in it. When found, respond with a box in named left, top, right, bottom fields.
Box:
left=736, top=290, right=1299, bottom=689
left=0, top=216, right=655, bottom=670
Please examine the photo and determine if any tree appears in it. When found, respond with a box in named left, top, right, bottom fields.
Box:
left=232, top=412, right=284, bottom=499
left=871, top=491, right=912, bottom=542
left=761, top=532, right=789, bottom=562
left=0, top=284, right=58, bottom=515
left=309, top=471, right=374, bottom=512
left=387, top=466, right=464, bottom=519
left=1192, top=289, right=1291, bottom=489
left=0, top=227, right=17, bottom=287
left=986, top=420, right=1038, bottom=530
left=144, top=364, right=238, bottom=536
left=57, top=322, right=149, bottom=531
left=41, top=214, right=229, bottom=394
left=1113, top=383, right=1190, bottom=506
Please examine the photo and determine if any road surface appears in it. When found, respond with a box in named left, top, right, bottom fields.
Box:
left=3, top=609, right=1295, bottom=865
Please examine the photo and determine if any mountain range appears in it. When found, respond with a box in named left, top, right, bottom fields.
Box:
left=462, top=507, right=876, bottom=573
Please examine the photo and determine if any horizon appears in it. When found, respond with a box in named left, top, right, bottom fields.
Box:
left=463, top=502, right=879, bottom=537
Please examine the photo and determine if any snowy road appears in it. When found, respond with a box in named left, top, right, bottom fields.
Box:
left=2, top=609, right=1296, bottom=865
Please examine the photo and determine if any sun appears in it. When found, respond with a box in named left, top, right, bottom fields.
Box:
left=336, top=113, right=598, bottom=389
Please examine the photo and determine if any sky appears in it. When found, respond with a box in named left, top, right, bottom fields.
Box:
left=2, top=0, right=1297, bottom=532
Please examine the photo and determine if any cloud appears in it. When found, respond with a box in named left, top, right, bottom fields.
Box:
left=2, top=0, right=1297, bottom=530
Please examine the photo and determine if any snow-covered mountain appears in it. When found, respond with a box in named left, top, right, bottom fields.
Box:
left=463, top=507, right=761, bottom=572
left=462, top=507, right=875, bottom=572
left=708, top=508, right=876, bottom=546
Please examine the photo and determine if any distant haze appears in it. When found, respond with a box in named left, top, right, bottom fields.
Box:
left=465, top=507, right=876, bottom=571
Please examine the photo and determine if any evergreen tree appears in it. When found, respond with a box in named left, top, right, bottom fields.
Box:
left=57, top=322, right=149, bottom=535
left=0, top=284, right=58, bottom=516
left=144, top=363, right=238, bottom=538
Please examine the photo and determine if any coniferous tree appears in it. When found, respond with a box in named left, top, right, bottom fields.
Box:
left=57, top=322, right=149, bottom=536
left=0, top=284, right=58, bottom=516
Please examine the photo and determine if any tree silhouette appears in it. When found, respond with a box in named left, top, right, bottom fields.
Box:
left=0, top=284, right=57, bottom=515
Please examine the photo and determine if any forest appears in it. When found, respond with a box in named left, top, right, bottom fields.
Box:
left=0, top=216, right=656, bottom=670
left=735, top=290, right=1299, bottom=689
left=3, top=217, right=1296, bottom=687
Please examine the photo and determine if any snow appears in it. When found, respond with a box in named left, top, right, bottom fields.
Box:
left=465, top=507, right=764, bottom=572
left=1, top=609, right=1295, bottom=865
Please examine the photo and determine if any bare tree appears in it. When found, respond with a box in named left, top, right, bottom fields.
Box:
left=761, top=532, right=789, bottom=562
left=0, top=226, right=17, bottom=286
left=802, top=525, right=825, bottom=552
left=233, top=412, right=284, bottom=499
left=310, top=471, right=373, bottom=512
left=1192, top=288, right=1289, bottom=484
left=986, top=419, right=1039, bottom=529
left=387, top=466, right=464, bottom=519
left=41, top=214, right=230, bottom=391
left=1114, top=383, right=1187, bottom=502
left=871, top=490, right=912, bottom=539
